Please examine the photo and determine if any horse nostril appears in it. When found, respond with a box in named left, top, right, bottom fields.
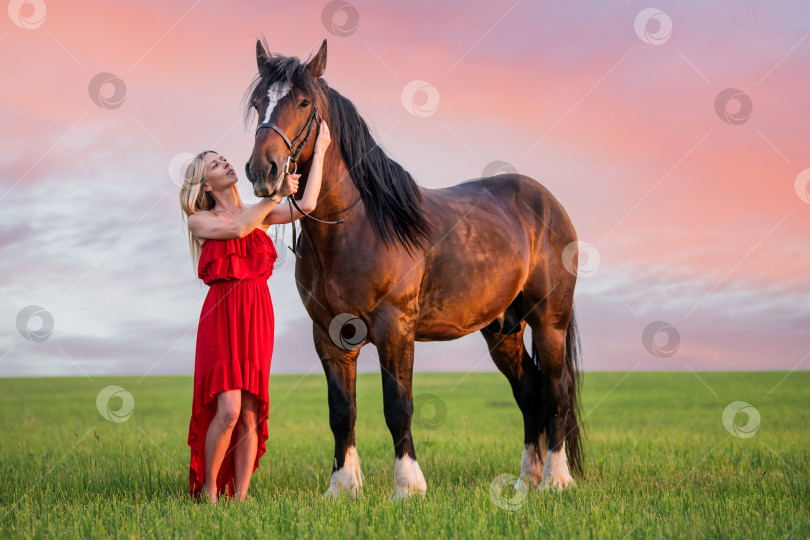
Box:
left=245, top=162, right=252, bottom=182
left=268, top=161, right=278, bottom=180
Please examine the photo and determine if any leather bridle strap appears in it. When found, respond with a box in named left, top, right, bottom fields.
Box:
left=286, top=197, right=362, bottom=258
left=255, top=104, right=321, bottom=169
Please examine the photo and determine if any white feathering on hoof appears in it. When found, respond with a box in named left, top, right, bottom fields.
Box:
left=519, top=442, right=544, bottom=488
left=541, top=441, right=575, bottom=492
left=324, top=446, right=363, bottom=499
left=390, top=455, right=427, bottom=499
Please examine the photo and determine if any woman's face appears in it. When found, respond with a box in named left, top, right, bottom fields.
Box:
left=202, top=152, right=237, bottom=192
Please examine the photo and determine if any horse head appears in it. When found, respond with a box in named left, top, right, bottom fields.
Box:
left=245, top=39, right=328, bottom=198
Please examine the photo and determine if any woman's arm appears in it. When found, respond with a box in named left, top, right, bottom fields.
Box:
left=188, top=198, right=277, bottom=240
left=264, top=120, right=331, bottom=225
left=188, top=175, right=299, bottom=240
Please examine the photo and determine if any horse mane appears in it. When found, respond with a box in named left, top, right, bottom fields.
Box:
left=243, top=44, right=432, bottom=256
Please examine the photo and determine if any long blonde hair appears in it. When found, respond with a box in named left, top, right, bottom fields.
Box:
left=178, top=150, right=244, bottom=276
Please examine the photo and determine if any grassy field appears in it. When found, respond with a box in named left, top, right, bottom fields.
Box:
left=0, top=371, right=807, bottom=539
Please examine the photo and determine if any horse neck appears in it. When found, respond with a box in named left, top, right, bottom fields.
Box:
left=303, top=148, right=360, bottom=225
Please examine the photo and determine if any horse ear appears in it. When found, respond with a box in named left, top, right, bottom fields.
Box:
left=256, top=40, right=271, bottom=76
left=306, top=39, right=327, bottom=78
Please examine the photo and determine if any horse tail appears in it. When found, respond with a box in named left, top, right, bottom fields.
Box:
left=564, top=306, right=584, bottom=476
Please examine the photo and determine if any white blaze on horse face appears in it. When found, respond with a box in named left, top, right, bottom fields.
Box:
left=391, top=455, right=427, bottom=499
left=541, top=441, right=575, bottom=491
left=324, top=446, right=363, bottom=499
left=262, top=81, right=292, bottom=124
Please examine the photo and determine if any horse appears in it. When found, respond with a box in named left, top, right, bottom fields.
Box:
left=244, top=39, right=584, bottom=499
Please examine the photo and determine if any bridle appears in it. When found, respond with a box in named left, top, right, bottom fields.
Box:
left=256, top=103, right=321, bottom=177
left=255, top=102, right=361, bottom=258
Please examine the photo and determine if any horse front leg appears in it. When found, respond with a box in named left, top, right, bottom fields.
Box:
left=373, top=315, right=426, bottom=499
left=313, top=323, right=363, bottom=499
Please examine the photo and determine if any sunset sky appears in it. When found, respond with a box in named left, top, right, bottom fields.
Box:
left=1, top=0, right=809, bottom=378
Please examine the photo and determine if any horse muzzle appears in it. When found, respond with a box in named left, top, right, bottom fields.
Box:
left=246, top=160, right=283, bottom=198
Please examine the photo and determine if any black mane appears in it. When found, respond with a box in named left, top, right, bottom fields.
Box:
left=244, top=48, right=432, bottom=255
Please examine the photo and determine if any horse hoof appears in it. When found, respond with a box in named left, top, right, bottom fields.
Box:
left=324, top=447, right=363, bottom=499
left=518, top=473, right=541, bottom=490
left=520, top=442, right=544, bottom=489
left=391, top=455, right=427, bottom=499
left=323, top=480, right=361, bottom=500
left=540, top=442, right=575, bottom=491
left=540, top=474, right=575, bottom=492
left=389, top=485, right=426, bottom=500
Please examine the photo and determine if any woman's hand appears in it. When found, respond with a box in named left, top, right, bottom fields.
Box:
left=313, top=120, right=331, bottom=158
left=278, top=173, right=300, bottom=198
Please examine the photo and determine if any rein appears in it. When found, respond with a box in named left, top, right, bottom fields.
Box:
left=256, top=103, right=360, bottom=258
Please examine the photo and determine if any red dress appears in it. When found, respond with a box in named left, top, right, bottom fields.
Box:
left=187, top=227, right=278, bottom=499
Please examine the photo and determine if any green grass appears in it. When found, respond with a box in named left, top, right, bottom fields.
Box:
left=0, top=371, right=807, bottom=539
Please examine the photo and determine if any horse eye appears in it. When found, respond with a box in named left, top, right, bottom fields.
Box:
left=299, top=99, right=310, bottom=108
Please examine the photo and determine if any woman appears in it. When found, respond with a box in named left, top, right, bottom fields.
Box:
left=178, top=121, right=331, bottom=503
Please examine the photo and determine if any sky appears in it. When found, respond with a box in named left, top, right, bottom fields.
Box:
left=1, top=0, right=809, bottom=377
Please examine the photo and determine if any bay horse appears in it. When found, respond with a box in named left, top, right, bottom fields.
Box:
left=244, top=39, right=583, bottom=498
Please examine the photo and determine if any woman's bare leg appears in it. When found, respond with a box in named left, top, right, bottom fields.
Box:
left=233, top=390, right=260, bottom=499
left=203, top=389, right=241, bottom=501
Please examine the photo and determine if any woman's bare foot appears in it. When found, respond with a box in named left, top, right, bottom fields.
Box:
left=200, top=487, right=217, bottom=505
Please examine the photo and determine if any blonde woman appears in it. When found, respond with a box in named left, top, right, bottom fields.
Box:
left=179, top=121, right=331, bottom=503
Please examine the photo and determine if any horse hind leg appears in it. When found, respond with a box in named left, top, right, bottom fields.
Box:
left=480, top=302, right=547, bottom=489
left=528, top=312, right=583, bottom=492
